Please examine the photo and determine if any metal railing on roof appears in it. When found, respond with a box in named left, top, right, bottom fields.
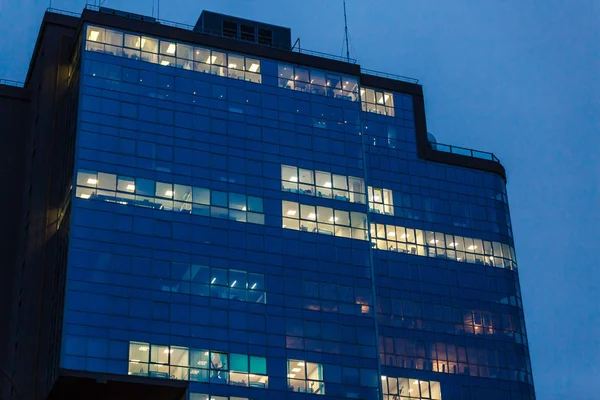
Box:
left=360, top=68, right=419, bottom=84
left=0, top=79, right=25, bottom=88
left=431, top=142, right=500, bottom=163
left=46, top=8, right=81, bottom=18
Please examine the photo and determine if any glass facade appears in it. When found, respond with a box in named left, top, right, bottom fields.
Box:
left=59, top=22, right=533, bottom=400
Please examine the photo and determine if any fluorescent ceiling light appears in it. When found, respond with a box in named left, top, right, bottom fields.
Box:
left=228, top=63, right=237, bottom=69
left=289, top=176, right=298, bottom=182
left=388, top=231, right=395, bottom=237
left=287, top=374, right=295, bottom=378
left=324, top=182, right=332, bottom=188
left=126, top=184, right=135, bottom=191
left=468, top=245, right=477, bottom=250
left=242, top=207, right=247, bottom=211
left=166, top=43, right=176, bottom=54
left=160, top=60, right=170, bottom=66
left=307, top=213, right=316, bottom=220
left=163, top=349, right=173, bottom=354
left=249, top=63, right=259, bottom=72
left=328, top=217, right=338, bottom=222
left=251, top=283, right=257, bottom=289
left=165, top=190, right=173, bottom=197
left=286, top=210, right=297, bottom=216
left=88, top=30, right=100, bottom=41
left=292, top=368, right=301, bottom=372
left=231, top=280, right=237, bottom=287
left=206, top=55, right=217, bottom=64
left=138, top=346, right=149, bottom=351
left=296, top=362, right=305, bottom=366
left=87, top=178, right=97, bottom=184
left=81, top=194, right=91, bottom=199
left=449, top=242, right=456, bottom=247
left=429, top=239, right=439, bottom=244
left=211, top=277, right=216, bottom=284
left=400, top=234, right=407, bottom=239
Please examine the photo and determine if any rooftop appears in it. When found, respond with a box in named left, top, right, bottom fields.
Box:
left=49, top=5, right=420, bottom=84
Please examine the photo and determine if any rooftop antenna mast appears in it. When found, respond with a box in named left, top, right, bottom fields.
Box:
left=343, top=0, right=350, bottom=62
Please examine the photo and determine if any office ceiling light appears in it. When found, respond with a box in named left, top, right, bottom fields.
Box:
left=126, top=184, right=135, bottom=191
left=88, top=30, right=100, bottom=41
left=81, top=194, right=91, bottom=199
left=138, top=346, right=149, bottom=351
left=163, top=349, right=173, bottom=354
left=87, top=178, right=98, bottom=184
left=211, top=277, right=216, bottom=284
left=242, top=207, right=247, bottom=211
left=329, top=217, right=338, bottom=222
left=249, top=63, right=259, bottom=72
left=292, top=368, right=301, bottom=372
left=228, top=63, right=237, bottom=69
left=290, top=176, right=298, bottom=182
left=468, top=245, right=477, bottom=250
left=165, top=190, right=173, bottom=197
left=287, top=374, right=296, bottom=378
left=231, top=280, right=237, bottom=287
left=307, top=213, right=316, bottom=220
left=286, top=210, right=297, bottom=216
left=166, top=43, right=176, bottom=54
left=296, top=362, right=305, bottom=366
left=430, top=239, right=439, bottom=244
left=388, top=231, right=396, bottom=237
left=160, top=60, right=170, bottom=66
left=206, top=55, right=217, bottom=64
left=251, top=283, right=257, bottom=289
left=324, top=182, right=332, bottom=188
left=449, top=242, right=456, bottom=247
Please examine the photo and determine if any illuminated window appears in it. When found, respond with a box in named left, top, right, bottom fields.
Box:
left=381, top=376, right=441, bottom=399
left=281, top=165, right=366, bottom=205
left=75, top=170, right=265, bottom=226
left=287, top=360, right=325, bottom=395
left=191, top=395, right=248, bottom=400
left=368, top=187, right=394, bottom=215
left=369, top=222, right=517, bottom=270
left=84, top=25, right=262, bottom=84
left=360, top=86, right=395, bottom=117
left=277, top=63, right=359, bottom=101
left=128, top=342, right=266, bottom=387
left=282, top=201, right=367, bottom=240
left=230, top=353, right=269, bottom=388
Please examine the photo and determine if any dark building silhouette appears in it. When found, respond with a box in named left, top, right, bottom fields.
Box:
left=0, top=6, right=534, bottom=400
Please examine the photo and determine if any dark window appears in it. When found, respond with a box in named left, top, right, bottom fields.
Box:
left=241, top=25, right=255, bottom=42
left=258, top=28, right=273, bottom=46
left=223, top=21, right=237, bottom=38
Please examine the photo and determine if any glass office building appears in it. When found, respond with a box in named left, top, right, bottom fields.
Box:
left=0, top=6, right=534, bottom=400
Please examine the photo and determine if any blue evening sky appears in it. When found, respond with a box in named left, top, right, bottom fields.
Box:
left=0, top=0, right=598, bottom=398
